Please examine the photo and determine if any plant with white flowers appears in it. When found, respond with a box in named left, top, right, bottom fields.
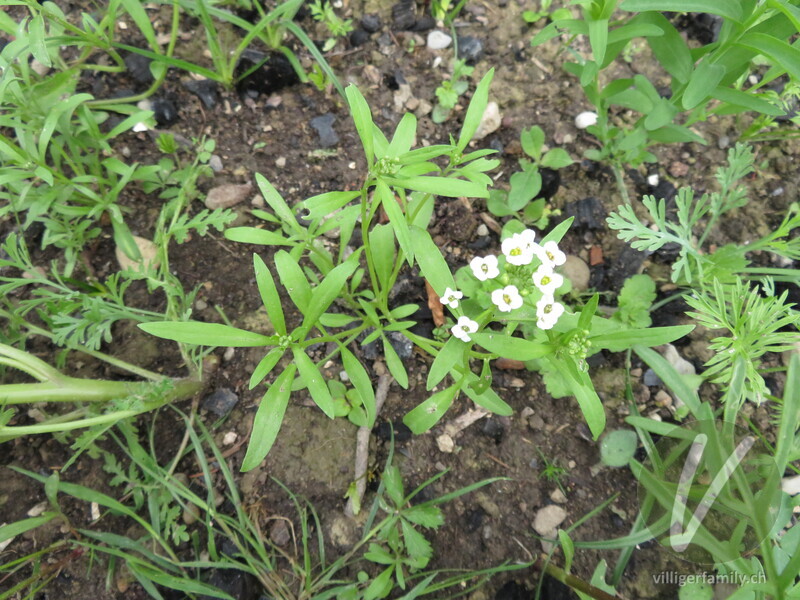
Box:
left=420, top=219, right=694, bottom=440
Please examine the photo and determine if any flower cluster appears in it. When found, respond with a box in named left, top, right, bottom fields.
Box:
left=441, top=229, right=567, bottom=341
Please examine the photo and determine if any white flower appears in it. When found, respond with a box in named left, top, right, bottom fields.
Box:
left=534, top=241, right=566, bottom=268
left=536, top=295, right=565, bottom=330
left=575, top=111, right=598, bottom=129
left=532, top=265, right=564, bottom=296
left=439, top=287, right=463, bottom=309
left=452, top=316, right=478, bottom=342
left=501, top=232, right=535, bottom=266
left=470, top=255, right=500, bottom=281
left=491, top=285, right=524, bottom=313
left=519, top=228, right=537, bottom=251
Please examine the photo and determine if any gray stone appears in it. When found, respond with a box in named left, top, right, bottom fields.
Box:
left=562, top=255, right=590, bottom=292
left=202, top=388, right=239, bottom=417
left=533, top=504, right=567, bottom=537
left=310, top=113, right=339, bottom=148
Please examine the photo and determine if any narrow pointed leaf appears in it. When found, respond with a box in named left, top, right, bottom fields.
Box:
left=249, top=347, right=285, bottom=389
left=241, top=365, right=296, bottom=471
left=427, top=336, right=465, bottom=390
left=404, top=384, right=458, bottom=433
left=254, top=254, right=285, bottom=335
left=293, top=349, right=335, bottom=418
left=341, top=347, right=376, bottom=427
left=345, top=84, right=374, bottom=166
left=139, top=321, right=274, bottom=347
left=274, top=250, right=311, bottom=313
left=457, top=69, right=494, bottom=152
left=383, top=335, right=409, bottom=389
left=470, top=332, right=552, bottom=360
left=376, top=179, right=413, bottom=265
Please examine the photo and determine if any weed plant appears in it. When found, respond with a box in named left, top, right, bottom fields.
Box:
left=2, top=415, right=519, bottom=599
left=533, top=0, right=800, bottom=201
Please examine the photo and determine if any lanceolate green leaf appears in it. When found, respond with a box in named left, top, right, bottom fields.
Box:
left=383, top=335, right=409, bottom=389
left=737, top=33, right=800, bottom=81
left=249, top=347, right=284, bottom=389
left=471, top=332, right=552, bottom=360
left=139, top=321, right=275, bottom=347
left=376, top=179, right=414, bottom=265
left=387, top=175, right=488, bottom=199
left=274, top=250, right=311, bottom=313
left=387, top=112, right=417, bottom=158
left=427, top=336, right=464, bottom=390
left=302, top=190, right=361, bottom=220
left=253, top=254, right=285, bottom=335
left=345, top=84, right=375, bottom=167
left=462, top=373, right=512, bottom=415
left=711, top=87, right=784, bottom=116
left=556, top=356, right=606, bottom=439
left=255, top=174, right=303, bottom=234
left=683, top=60, right=726, bottom=109
left=224, top=228, right=290, bottom=246
left=297, top=252, right=360, bottom=338
left=293, top=348, right=335, bottom=418
left=619, top=0, right=743, bottom=21
left=410, top=226, right=456, bottom=294
left=404, top=384, right=458, bottom=434
left=242, top=365, right=296, bottom=471
left=635, top=12, right=692, bottom=83
left=341, top=347, right=376, bottom=427
left=457, top=68, right=494, bottom=153
left=591, top=325, right=694, bottom=352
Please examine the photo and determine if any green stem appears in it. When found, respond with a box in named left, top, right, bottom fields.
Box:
left=611, top=161, right=630, bottom=205
left=0, top=378, right=201, bottom=439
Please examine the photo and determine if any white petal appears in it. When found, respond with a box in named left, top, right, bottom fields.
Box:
left=574, top=111, right=598, bottom=129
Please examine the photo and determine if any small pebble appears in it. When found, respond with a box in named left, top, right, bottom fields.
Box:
left=476, top=223, right=489, bottom=237
left=643, top=368, right=662, bottom=387
left=663, top=344, right=695, bottom=376
left=561, top=255, right=590, bottom=292
left=437, top=433, right=455, bottom=453
left=116, top=236, right=160, bottom=271
left=310, top=113, right=339, bottom=148
left=782, top=475, right=800, bottom=496
left=456, top=35, right=484, bottom=63
left=550, top=488, right=567, bottom=504
left=532, top=504, right=567, bottom=537
left=270, top=520, right=291, bottom=546
left=202, top=388, right=239, bottom=417
left=204, top=182, right=253, bottom=210
left=646, top=174, right=659, bottom=186
left=208, top=155, right=223, bottom=172
left=222, top=431, right=238, bottom=446
left=361, top=13, right=382, bottom=33
left=427, top=30, right=452, bottom=50
left=223, top=347, right=235, bottom=362
left=654, top=389, right=672, bottom=408
left=275, top=156, right=286, bottom=168
left=473, top=101, right=502, bottom=140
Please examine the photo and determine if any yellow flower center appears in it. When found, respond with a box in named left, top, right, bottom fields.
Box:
left=541, top=275, right=551, bottom=285
left=510, top=247, right=521, bottom=256
left=503, top=294, right=511, bottom=304
left=543, top=305, right=552, bottom=314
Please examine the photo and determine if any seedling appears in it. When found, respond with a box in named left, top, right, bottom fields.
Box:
left=487, top=125, right=573, bottom=225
